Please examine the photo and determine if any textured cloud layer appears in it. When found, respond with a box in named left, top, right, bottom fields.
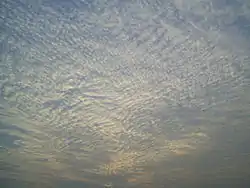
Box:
left=1, top=0, right=250, bottom=187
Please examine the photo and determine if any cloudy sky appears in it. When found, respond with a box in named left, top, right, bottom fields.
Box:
left=1, top=0, right=250, bottom=187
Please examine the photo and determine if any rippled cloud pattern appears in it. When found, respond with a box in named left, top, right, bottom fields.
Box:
left=1, top=0, right=250, bottom=187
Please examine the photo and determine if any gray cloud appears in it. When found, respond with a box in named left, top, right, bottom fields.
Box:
left=1, top=0, right=250, bottom=187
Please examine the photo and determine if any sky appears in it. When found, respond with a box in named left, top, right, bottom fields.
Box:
left=1, top=0, right=250, bottom=187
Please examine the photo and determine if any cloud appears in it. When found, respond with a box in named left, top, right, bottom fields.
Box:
left=1, top=0, right=250, bottom=187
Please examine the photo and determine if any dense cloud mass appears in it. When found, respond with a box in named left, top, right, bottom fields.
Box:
left=1, top=0, right=250, bottom=187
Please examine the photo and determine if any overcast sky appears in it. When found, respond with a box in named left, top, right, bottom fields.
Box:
left=1, top=0, right=250, bottom=187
